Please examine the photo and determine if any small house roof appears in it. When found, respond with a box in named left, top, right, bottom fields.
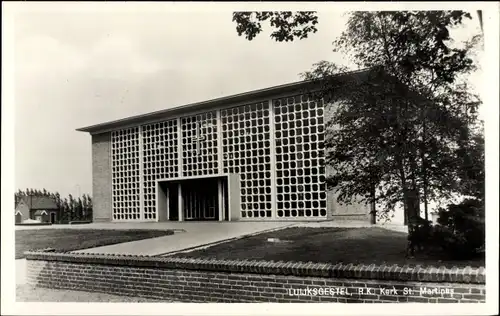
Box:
left=33, top=210, right=48, bottom=216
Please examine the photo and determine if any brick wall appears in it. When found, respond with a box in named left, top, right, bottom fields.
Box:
left=26, top=250, right=485, bottom=303
left=91, top=132, right=112, bottom=222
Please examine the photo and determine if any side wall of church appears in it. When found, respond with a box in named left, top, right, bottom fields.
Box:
left=324, top=100, right=371, bottom=221
left=92, top=132, right=112, bottom=222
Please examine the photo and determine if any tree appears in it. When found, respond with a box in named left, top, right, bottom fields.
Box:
left=314, top=12, right=481, bottom=226
left=86, top=195, right=93, bottom=220
left=455, top=124, right=485, bottom=202
left=15, top=189, right=26, bottom=205
left=233, top=11, right=484, bottom=230
left=232, top=11, right=319, bottom=42
left=61, top=198, right=70, bottom=223
left=68, top=194, right=75, bottom=222
left=76, top=197, right=84, bottom=220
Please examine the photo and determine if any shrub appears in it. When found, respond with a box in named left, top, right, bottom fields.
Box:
left=433, top=199, right=485, bottom=259
left=407, top=217, right=439, bottom=256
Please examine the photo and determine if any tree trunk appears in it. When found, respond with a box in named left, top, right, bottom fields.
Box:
left=403, top=202, right=408, bottom=226
left=398, top=161, right=409, bottom=226
left=421, top=109, right=429, bottom=221
left=370, top=181, right=377, bottom=224
left=423, top=181, right=428, bottom=221
left=405, top=187, right=421, bottom=222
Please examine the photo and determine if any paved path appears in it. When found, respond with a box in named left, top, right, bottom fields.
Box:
left=73, top=222, right=294, bottom=256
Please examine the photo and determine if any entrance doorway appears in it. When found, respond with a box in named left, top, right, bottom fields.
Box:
left=157, top=175, right=234, bottom=222
left=50, top=212, right=57, bottom=224
left=182, top=178, right=219, bottom=221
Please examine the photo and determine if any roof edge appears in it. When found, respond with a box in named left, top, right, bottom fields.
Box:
left=76, top=67, right=378, bottom=134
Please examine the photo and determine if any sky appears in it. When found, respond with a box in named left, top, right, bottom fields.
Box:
left=8, top=3, right=485, bottom=202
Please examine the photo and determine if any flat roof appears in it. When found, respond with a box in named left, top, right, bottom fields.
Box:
left=76, top=68, right=374, bottom=134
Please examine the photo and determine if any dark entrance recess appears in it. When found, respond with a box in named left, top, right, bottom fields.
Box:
left=159, top=182, right=179, bottom=221
left=158, top=176, right=228, bottom=221
left=50, top=212, right=56, bottom=224
left=182, top=177, right=219, bottom=221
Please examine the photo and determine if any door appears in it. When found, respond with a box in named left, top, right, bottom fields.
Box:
left=50, top=212, right=56, bottom=224
left=182, top=177, right=219, bottom=221
left=167, top=183, right=179, bottom=221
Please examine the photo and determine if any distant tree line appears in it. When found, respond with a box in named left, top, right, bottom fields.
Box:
left=15, top=188, right=92, bottom=223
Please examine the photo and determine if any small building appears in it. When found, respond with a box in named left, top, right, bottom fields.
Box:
left=15, top=196, right=60, bottom=224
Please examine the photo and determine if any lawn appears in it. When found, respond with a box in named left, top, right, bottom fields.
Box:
left=15, top=229, right=174, bottom=259
left=173, top=227, right=485, bottom=268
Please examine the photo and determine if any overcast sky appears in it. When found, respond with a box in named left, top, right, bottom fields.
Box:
left=9, top=3, right=485, bottom=199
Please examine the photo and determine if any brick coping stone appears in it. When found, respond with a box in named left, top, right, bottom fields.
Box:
left=24, top=248, right=485, bottom=284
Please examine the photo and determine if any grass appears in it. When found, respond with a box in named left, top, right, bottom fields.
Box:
left=173, top=227, right=485, bottom=268
left=15, top=229, right=174, bottom=259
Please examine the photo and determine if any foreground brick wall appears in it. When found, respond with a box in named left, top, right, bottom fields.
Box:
left=91, top=132, right=112, bottom=222
left=26, top=251, right=485, bottom=303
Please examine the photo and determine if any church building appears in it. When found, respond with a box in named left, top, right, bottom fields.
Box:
left=77, top=69, right=375, bottom=222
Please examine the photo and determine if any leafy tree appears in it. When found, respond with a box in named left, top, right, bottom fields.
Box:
left=233, top=11, right=483, bottom=42
left=86, top=195, right=93, bottom=220
left=68, top=194, right=75, bottom=222
left=76, top=197, right=84, bottom=220
left=80, top=194, right=93, bottom=220
left=233, top=11, right=483, bottom=230
left=327, top=11, right=481, bottom=223
left=232, top=11, right=319, bottom=42
left=15, top=189, right=26, bottom=205
left=455, top=125, right=485, bottom=202
left=61, top=198, right=70, bottom=223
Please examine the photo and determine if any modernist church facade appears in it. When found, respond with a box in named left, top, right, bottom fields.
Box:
left=77, top=69, right=373, bottom=223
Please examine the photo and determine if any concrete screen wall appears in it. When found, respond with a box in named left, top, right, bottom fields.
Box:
left=91, top=92, right=371, bottom=222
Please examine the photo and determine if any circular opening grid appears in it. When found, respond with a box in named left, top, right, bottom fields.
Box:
left=273, top=95, right=327, bottom=218
left=222, top=102, right=272, bottom=218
